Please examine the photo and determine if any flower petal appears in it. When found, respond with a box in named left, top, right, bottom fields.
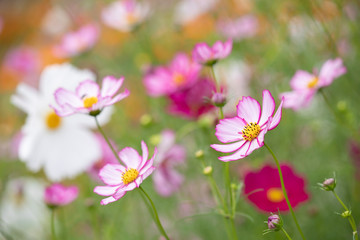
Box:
left=139, top=147, right=157, bottom=174
left=104, top=89, right=130, bottom=105
left=101, top=76, right=124, bottom=97
left=139, top=141, right=149, bottom=169
left=318, top=58, right=346, bottom=87
left=118, top=147, right=142, bottom=169
left=258, top=90, right=275, bottom=127
left=236, top=96, right=261, bottom=123
left=54, top=88, right=83, bottom=108
left=211, top=140, right=246, bottom=153
left=290, top=70, right=314, bottom=91
left=94, top=185, right=120, bottom=196
left=268, top=98, right=284, bottom=131
left=218, top=141, right=251, bottom=161
left=215, top=117, right=246, bottom=143
left=76, top=80, right=100, bottom=98
left=98, top=164, right=125, bottom=186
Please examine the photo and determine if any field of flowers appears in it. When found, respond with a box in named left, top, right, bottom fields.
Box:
left=0, top=0, right=360, bottom=239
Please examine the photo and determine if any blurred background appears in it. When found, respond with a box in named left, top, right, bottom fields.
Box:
left=0, top=0, right=360, bottom=239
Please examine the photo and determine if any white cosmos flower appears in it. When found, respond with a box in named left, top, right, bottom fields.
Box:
left=11, top=63, right=112, bottom=181
left=174, top=0, right=218, bottom=25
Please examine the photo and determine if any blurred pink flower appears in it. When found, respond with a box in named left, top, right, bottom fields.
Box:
left=217, top=15, right=258, bottom=41
left=88, top=133, right=119, bottom=181
left=192, top=39, right=232, bottom=66
left=3, top=46, right=41, bottom=85
left=53, top=23, right=99, bottom=58
left=153, top=130, right=186, bottom=197
left=280, top=58, right=346, bottom=110
left=53, top=76, right=129, bottom=116
left=101, top=0, right=149, bottom=32
left=211, top=90, right=283, bottom=161
left=143, top=53, right=201, bottom=97
left=94, top=141, right=156, bottom=205
left=168, top=78, right=216, bottom=119
left=44, top=183, right=79, bottom=207
left=244, top=164, right=309, bottom=213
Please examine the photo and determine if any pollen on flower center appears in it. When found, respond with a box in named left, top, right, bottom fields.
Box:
left=267, top=188, right=284, bottom=203
left=173, top=73, right=185, bottom=86
left=122, top=168, right=139, bottom=185
left=307, top=77, right=319, bottom=88
left=46, top=111, right=61, bottom=130
left=241, top=122, right=260, bottom=141
left=83, top=96, right=98, bottom=108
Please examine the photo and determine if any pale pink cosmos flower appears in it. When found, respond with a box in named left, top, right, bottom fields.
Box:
left=153, top=130, right=186, bottom=197
left=101, top=0, right=150, bottom=32
left=143, top=53, right=201, bottom=97
left=192, top=39, right=233, bottom=66
left=52, top=76, right=129, bottom=116
left=53, top=23, right=99, bottom=58
left=44, top=183, right=79, bottom=207
left=94, top=141, right=156, bottom=205
left=217, top=15, right=258, bottom=41
left=279, top=58, right=346, bottom=110
left=211, top=90, right=284, bottom=161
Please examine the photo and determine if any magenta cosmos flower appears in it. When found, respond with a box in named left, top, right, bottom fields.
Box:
left=44, top=183, right=79, bottom=207
left=244, top=164, right=309, bottom=213
left=52, top=76, right=129, bottom=117
left=211, top=90, right=283, bottom=161
left=143, top=53, right=201, bottom=97
left=94, top=141, right=156, bottom=205
left=192, top=39, right=232, bottom=66
left=279, top=58, right=346, bottom=110
left=153, top=130, right=186, bottom=197
left=53, top=23, right=99, bottom=58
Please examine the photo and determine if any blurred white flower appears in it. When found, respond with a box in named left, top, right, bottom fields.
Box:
left=41, top=6, right=71, bottom=37
left=174, top=0, right=218, bottom=25
left=217, top=15, right=258, bottom=41
left=101, top=0, right=150, bottom=32
left=11, top=63, right=112, bottom=181
left=0, top=178, right=48, bottom=240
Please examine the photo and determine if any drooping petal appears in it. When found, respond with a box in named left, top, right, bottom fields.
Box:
left=94, top=185, right=120, bottom=196
left=98, top=164, right=125, bottom=186
left=119, top=147, right=142, bottom=169
left=258, top=90, right=275, bottom=127
left=236, top=96, right=261, bottom=123
left=211, top=140, right=246, bottom=153
left=101, top=76, right=124, bottom=97
left=76, top=80, right=100, bottom=98
left=215, top=117, right=245, bottom=143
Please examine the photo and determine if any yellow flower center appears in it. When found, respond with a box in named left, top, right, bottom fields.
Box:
left=45, top=111, right=61, bottom=130
left=173, top=73, right=185, bottom=86
left=122, top=168, right=139, bottom=185
left=267, top=188, right=284, bottom=203
left=83, top=96, right=98, bottom=108
left=307, top=77, right=319, bottom=88
left=242, top=122, right=260, bottom=141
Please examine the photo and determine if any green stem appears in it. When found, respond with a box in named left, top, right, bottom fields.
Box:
left=264, top=143, right=306, bottom=240
left=51, top=208, right=57, bottom=240
left=139, top=186, right=170, bottom=240
left=332, top=191, right=359, bottom=240
left=281, top=227, right=292, bottom=240
left=95, top=117, right=121, bottom=163
left=210, top=65, right=220, bottom=92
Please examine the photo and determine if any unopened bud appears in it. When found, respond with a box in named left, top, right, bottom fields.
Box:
left=198, top=115, right=213, bottom=128
left=203, top=166, right=213, bottom=175
left=149, top=134, right=161, bottom=146
left=341, top=210, right=351, bottom=218
left=337, top=101, right=347, bottom=112
left=211, top=92, right=227, bottom=107
left=195, top=150, right=204, bottom=159
left=321, top=178, right=336, bottom=191
left=267, top=214, right=282, bottom=231
left=140, top=114, right=152, bottom=126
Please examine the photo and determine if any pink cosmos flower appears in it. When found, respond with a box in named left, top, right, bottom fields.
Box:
left=168, top=78, right=216, bottom=119
left=244, top=164, right=309, bottom=212
left=153, top=130, right=186, bottom=197
left=52, top=76, right=129, bottom=116
left=53, top=23, right=99, bottom=58
left=44, top=183, right=79, bottom=207
left=211, top=90, right=283, bottom=161
left=217, top=15, right=258, bottom=41
left=192, top=39, right=232, bottom=66
left=280, top=58, right=346, bottom=110
left=101, top=0, right=150, bottom=32
left=143, top=53, right=201, bottom=97
left=94, top=141, right=156, bottom=205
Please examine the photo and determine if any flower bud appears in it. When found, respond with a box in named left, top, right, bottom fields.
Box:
left=321, top=178, right=336, bottom=191
left=195, top=150, right=204, bottom=159
left=203, top=166, right=213, bottom=176
left=140, top=114, right=153, bottom=127
left=341, top=210, right=351, bottom=218
left=149, top=134, right=161, bottom=146
left=267, top=214, right=282, bottom=231
left=211, top=92, right=227, bottom=107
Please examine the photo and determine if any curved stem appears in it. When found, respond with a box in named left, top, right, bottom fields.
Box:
left=95, top=116, right=121, bottom=163
left=51, top=208, right=57, bottom=240
left=139, top=186, right=170, bottom=240
left=332, top=191, right=359, bottom=240
left=281, top=227, right=292, bottom=240
left=264, top=143, right=306, bottom=240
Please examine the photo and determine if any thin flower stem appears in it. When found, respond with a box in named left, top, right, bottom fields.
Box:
left=51, top=208, right=57, bottom=240
left=210, top=65, right=220, bottom=92
left=281, top=227, right=292, bottom=240
left=264, top=143, right=306, bottom=240
left=139, top=186, right=170, bottom=240
left=94, top=116, right=121, bottom=163
left=332, top=190, right=359, bottom=240
left=219, top=107, right=224, bottom=120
